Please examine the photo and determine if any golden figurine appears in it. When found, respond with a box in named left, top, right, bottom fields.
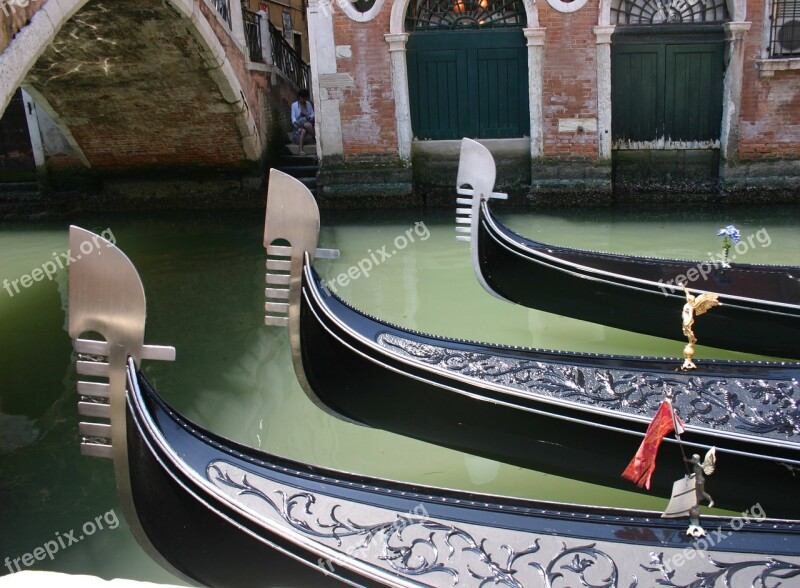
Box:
left=680, top=283, right=720, bottom=370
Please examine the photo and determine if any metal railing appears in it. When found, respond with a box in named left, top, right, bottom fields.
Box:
left=213, top=0, right=232, bottom=27
left=269, top=20, right=311, bottom=94
left=243, top=8, right=265, bottom=63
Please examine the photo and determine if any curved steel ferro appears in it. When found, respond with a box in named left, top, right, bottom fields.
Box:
left=67, top=226, right=181, bottom=581
left=455, top=138, right=509, bottom=302
left=262, top=169, right=344, bottom=419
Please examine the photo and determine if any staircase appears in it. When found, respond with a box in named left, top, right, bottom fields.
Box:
left=276, top=141, right=318, bottom=196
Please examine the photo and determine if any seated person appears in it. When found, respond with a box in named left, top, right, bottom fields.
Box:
left=291, top=89, right=315, bottom=155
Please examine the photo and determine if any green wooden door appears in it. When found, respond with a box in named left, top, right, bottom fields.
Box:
left=407, top=30, right=529, bottom=140
left=611, top=44, right=665, bottom=142
left=665, top=44, right=724, bottom=141
left=612, top=38, right=724, bottom=143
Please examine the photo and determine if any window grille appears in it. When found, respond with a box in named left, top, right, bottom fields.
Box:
left=769, top=0, right=800, bottom=57
left=406, top=0, right=526, bottom=31
left=610, top=0, right=728, bottom=25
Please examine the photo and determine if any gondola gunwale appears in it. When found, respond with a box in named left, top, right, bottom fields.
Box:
left=125, top=357, right=800, bottom=556
left=300, top=256, right=800, bottom=462
left=480, top=201, right=800, bottom=316
left=125, top=357, right=428, bottom=588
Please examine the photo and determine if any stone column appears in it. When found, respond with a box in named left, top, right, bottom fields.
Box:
left=594, top=25, right=615, bottom=161
left=385, top=33, right=412, bottom=162
left=524, top=27, right=546, bottom=159
left=20, top=89, right=47, bottom=184
left=308, top=0, right=344, bottom=157
left=258, top=10, right=273, bottom=65
left=230, top=0, right=247, bottom=50
left=720, top=22, right=751, bottom=166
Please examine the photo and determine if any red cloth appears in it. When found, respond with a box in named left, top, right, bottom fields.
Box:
left=622, top=400, right=684, bottom=490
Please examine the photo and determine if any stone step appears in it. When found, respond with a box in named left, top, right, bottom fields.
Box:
left=276, top=164, right=318, bottom=177
left=298, top=177, right=317, bottom=190
left=285, top=143, right=317, bottom=156
left=0, top=181, right=40, bottom=194
left=279, top=153, right=318, bottom=166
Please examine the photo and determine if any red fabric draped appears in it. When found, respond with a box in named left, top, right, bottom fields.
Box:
left=622, top=400, right=684, bottom=490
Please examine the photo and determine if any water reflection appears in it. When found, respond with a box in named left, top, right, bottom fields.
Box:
left=1, top=205, right=797, bottom=584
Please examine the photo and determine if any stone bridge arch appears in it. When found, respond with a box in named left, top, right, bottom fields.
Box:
left=0, top=0, right=262, bottom=180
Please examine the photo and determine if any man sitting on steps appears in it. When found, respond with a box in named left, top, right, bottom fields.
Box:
left=291, top=89, right=315, bottom=156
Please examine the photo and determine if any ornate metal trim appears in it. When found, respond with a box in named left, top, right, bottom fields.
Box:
left=208, top=460, right=800, bottom=587
left=377, top=333, right=800, bottom=446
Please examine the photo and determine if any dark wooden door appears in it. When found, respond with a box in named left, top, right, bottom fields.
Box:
left=612, top=36, right=724, bottom=144
left=407, top=30, right=529, bottom=140
left=665, top=44, right=724, bottom=141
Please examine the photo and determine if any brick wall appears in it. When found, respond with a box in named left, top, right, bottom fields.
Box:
left=738, top=0, right=800, bottom=161
left=22, top=0, right=254, bottom=173
left=539, top=3, right=599, bottom=161
left=331, top=6, right=400, bottom=160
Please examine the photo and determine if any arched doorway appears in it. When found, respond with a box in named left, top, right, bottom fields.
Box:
left=610, top=0, right=729, bottom=181
left=405, top=0, right=529, bottom=140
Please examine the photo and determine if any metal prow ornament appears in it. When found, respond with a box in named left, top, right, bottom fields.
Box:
left=263, top=169, right=348, bottom=421
left=455, top=138, right=509, bottom=302
left=67, top=226, right=186, bottom=581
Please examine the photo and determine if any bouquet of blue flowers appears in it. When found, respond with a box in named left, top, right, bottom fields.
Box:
left=717, top=225, right=740, bottom=267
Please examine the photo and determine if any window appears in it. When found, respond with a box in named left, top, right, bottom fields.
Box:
left=405, top=0, right=526, bottom=30
left=769, top=0, right=800, bottom=57
left=610, top=0, right=728, bottom=25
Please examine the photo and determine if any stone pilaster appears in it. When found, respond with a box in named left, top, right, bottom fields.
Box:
left=720, top=22, right=751, bottom=166
left=385, top=33, right=412, bottom=162
left=524, top=27, right=546, bottom=159
left=594, top=25, right=614, bottom=161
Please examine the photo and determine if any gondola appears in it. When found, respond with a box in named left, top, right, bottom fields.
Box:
left=455, top=138, right=800, bottom=359
left=69, top=225, right=800, bottom=588
left=262, top=171, right=800, bottom=519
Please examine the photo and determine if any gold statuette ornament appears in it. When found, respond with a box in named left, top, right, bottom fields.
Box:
left=680, top=283, right=720, bottom=370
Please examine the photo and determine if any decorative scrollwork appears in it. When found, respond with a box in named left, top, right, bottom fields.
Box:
left=208, top=462, right=800, bottom=586
left=642, top=551, right=800, bottom=587
left=208, top=463, right=633, bottom=586
left=377, top=333, right=800, bottom=443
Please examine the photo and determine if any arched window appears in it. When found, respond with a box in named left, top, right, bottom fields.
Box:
left=406, top=0, right=527, bottom=31
left=610, top=0, right=728, bottom=24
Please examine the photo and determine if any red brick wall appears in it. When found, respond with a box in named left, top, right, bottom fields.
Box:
left=331, top=6, right=400, bottom=160
left=23, top=0, right=256, bottom=172
left=738, top=0, right=800, bottom=160
left=539, top=3, right=599, bottom=160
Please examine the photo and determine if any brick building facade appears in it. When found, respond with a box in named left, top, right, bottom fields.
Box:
left=310, top=0, right=800, bottom=203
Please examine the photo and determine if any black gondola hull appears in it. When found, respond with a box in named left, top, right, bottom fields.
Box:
left=478, top=205, right=800, bottom=359
left=298, top=266, right=800, bottom=519
left=126, top=361, right=800, bottom=588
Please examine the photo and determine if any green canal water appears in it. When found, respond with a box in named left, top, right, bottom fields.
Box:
left=1, top=205, right=798, bottom=585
